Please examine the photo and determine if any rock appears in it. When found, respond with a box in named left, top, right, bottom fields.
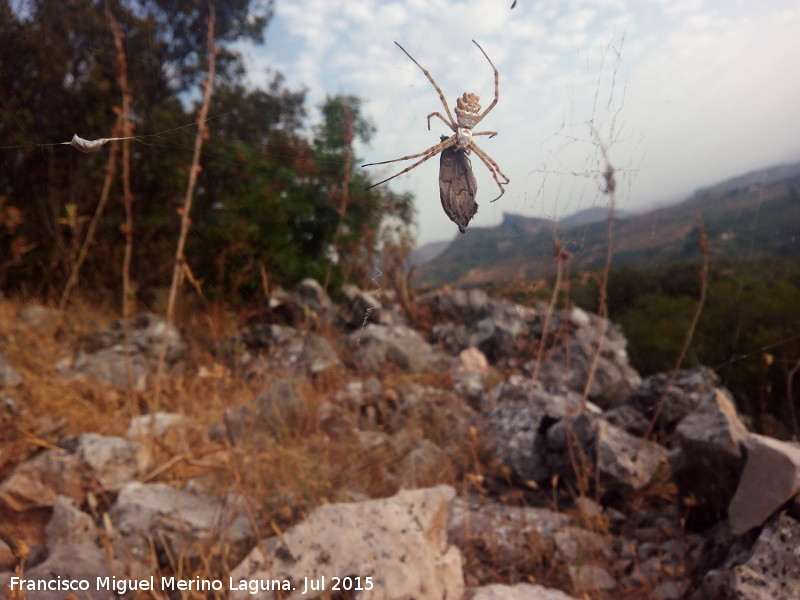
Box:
left=0, top=538, right=14, bottom=571
left=57, top=312, right=183, bottom=390
left=567, top=564, right=616, bottom=593
left=671, top=389, right=749, bottom=528
left=347, top=323, right=453, bottom=374
left=553, top=526, right=615, bottom=592
left=0, top=543, right=112, bottom=600
left=84, top=312, right=183, bottom=362
left=604, top=403, right=650, bottom=437
left=126, top=411, right=191, bottom=440
left=0, top=433, right=145, bottom=521
left=484, top=376, right=583, bottom=482
left=545, top=412, right=668, bottom=498
left=621, top=367, right=722, bottom=443
left=0, top=354, right=22, bottom=387
left=110, top=481, right=253, bottom=564
left=458, top=346, right=490, bottom=373
left=0, top=450, right=86, bottom=511
left=340, top=283, right=387, bottom=328
left=292, top=278, right=336, bottom=324
left=60, top=433, right=147, bottom=493
left=397, top=439, right=450, bottom=488
left=17, top=304, right=60, bottom=333
left=235, top=324, right=342, bottom=377
left=531, top=310, right=641, bottom=405
left=467, top=583, right=581, bottom=600
left=449, top=495, right=569, bottom=584
left=254, top=378, right=305, bottom=433
left=230, top=485, right=463, bottom=600
left=728, top=434, right=800, bottom=535
left=691, top=512, right=800, bottom=600
left=45, top=495, right=99, bottom=547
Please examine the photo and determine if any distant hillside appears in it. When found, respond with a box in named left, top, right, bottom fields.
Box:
left=415, top=161, right=800, bottom=288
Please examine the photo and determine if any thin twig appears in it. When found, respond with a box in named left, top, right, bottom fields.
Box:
left=107, top=5, right=137, bottom=395
left=153, top=6, right=217, bottom=403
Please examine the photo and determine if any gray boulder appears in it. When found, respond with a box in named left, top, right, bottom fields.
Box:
left=484, top=376, right=582, bottom=482
left=671, top=389, right=749, bottom=528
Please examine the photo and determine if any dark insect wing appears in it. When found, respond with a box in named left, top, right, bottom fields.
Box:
left=439, top=139, right=478, bottom=234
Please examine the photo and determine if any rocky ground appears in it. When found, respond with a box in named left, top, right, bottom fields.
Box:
left=1, top=280, right=799, bottom=599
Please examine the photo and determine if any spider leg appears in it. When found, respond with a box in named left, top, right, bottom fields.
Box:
left=471, top=40, right=499, bottom=127
left=363, top=137, right=456, bottom=190
left=473, top=130, right=497, bottom=138
left=427, top=112, right=456, bottom=132
left=471, top=141, right=509, bottom=201
left=395, top=42, right=458, bottom=130
left=363, top=135, right=454, bottom=167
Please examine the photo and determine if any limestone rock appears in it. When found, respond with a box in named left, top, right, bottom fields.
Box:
left=622, top=367, right=721, bottom=438
left=17, top=304, right=60, bottom=334
left=467, top=583, right=581, bottom=600
left=126, top=411, right=191, bottom=440
left=546, top=413, right=668, bottom=497
left=449, top=496, right=569, bottom=555
left=484, top=376, right=582, bottom=482
left=0, top=543, right=112, bottom=600
left=45, top=495, right=100, bottom=547
left=110, top=481, right=253, bottom=564
left=0, top=355, right=22, bottom=387
left=236, top=324, right=342, bottom=377
left=347, top=323, right=453, bottom=374
left=229, top=485, right=463, bottom=600
left=0, top=450, right=86, bottom=511
left=691, top=513, right=800, bottom=600
left=61, top=432, right=147, bottom=493
left=671, top=389, right=749, bottom=528
left=340, top=283, right=388, bottom=328
left=57, top=312, right=183, bottom=390
left=728, top=434, right=800, bottom=535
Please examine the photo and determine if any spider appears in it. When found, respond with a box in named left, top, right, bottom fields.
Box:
left=362, top=40, right=509, bottom=230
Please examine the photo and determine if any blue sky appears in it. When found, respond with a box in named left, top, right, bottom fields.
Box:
left=235, top=0, right=800, bottom=244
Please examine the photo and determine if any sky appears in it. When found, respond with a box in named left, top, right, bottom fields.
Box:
left=238, top=0, right=800, bottom=245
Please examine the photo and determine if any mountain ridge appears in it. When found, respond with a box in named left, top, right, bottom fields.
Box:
left=415, top=160, right=800, bottom=288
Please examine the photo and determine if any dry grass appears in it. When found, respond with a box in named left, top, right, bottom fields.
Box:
left=0, top=293, right=697, bottom=600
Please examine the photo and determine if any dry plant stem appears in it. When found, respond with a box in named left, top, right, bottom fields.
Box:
left=108, top=7, right=137, bottom=395
left=530, top=237, right=568, bottom=386
left=638, top=217, right=709, bottom=452
left=153, top=7, right=217, bottom=404
left=324, top=99, right=354, bottom=290
left=58, top=117, right=121, bottom=312
left=581, top=149, right=616, bottom=411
